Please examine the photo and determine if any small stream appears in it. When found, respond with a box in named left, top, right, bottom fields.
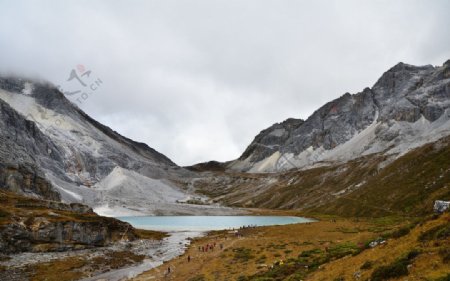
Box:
left=80, top=231, right=204, bottom=281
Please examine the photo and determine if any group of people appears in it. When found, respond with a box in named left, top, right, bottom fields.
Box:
left=164, top=234, right=239, bottom=277
left=198, top=241, right=224, bottom=252
left=239, top=224, right=257, bottom=229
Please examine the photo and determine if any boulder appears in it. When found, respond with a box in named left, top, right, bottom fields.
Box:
left=433, top=200, right=450, bottom=213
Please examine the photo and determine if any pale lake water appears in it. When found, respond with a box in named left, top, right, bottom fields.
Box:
left=117, top=215, right=314, bottom=232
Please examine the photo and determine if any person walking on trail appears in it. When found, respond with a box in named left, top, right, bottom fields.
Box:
left=167, top=266, right=171, bottom=274
left=188, top=255, right=191, bottom=262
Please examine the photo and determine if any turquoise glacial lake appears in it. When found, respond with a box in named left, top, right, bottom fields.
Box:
left=117, top=216, right=314, bottom=231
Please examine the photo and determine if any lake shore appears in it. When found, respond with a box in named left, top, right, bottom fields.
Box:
left=80, top=214, right=314, bottom=279
left=2, top=212, right=448, bottom=281
left=132, top=213, right=450, bottom=281
left=0, top=229, right=199, bottom=281
left=132, top=216, right=359, bottom=281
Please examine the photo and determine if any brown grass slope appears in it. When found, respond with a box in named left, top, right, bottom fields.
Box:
left=133, top=213, right=450, bottom=281
left=308, top=136, right=450, bottom=217
left=194, top=136, right=450, bottom=217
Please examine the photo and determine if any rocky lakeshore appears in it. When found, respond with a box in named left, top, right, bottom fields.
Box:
left=0, top=190, right=179, bottom=281
left=0, top=230, right=199, bottom=281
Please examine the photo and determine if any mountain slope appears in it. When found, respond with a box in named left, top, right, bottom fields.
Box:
left=191, top=135, right=450, bottom=217
left=229, top=60, right=450, bottom=173
left=0, top=77, right=235, bottom=216
left=188, top=60, right=450, bottom=217
left=0, top=97, right=61, bottom=201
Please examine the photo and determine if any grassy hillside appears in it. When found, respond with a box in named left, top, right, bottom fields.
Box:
left=308, top=136, right=450, bottom=217
left=193, top=136, right=450, bottom=217
left=133, top=213, right=450, bottom=281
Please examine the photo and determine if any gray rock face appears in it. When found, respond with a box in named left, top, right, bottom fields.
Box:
left=0, top=191, right=136, bottom=254
left=239, top=118, right=304, bottom=162
left=231, top=60, right=450, bottom=172
left=284, top=88, right=377, bottom=154
left=0, top=97, right=62, bottom=200
left=0, top=214, right=135, bottom=254
left=0, top=77, right=190, bottom=207
left=0, top=163, right=60, bottom=201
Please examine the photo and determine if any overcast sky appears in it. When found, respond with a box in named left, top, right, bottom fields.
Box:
left=0, top=0, right=449, bottom=165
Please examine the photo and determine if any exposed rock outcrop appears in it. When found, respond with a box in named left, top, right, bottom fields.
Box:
left=0, top=191, right=136, bottom=254
left=0, top=163, right=60, bottom=201
left=0, top=96, right=62, bottom=200
left=229, top=60, right=450, bottom=172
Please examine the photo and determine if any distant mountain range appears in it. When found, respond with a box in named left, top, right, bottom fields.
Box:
left=0, top=59, right=449, bottom=217
left=227, top=60, right=450, bottom=172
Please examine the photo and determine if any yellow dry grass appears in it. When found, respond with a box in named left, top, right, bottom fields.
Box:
left=133, top=214, right=449, bottom=281
left=133, top=217, right=382, bottom=281
left=307, top=213, right=450, bottom=281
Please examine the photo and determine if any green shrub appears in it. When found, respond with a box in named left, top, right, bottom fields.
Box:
left=360, top=260, right=373, bottom=270
left=391, top=226, right=411, bottom=238
left=406, top=249, right=420, bottom=260
left=327, top=243, right=361, bottom=259
left=439, top=247, right=450, bottom=264
left=233, top=248, right=254, bottom=262
left=0, top=209, right=9, bottom=218
left=255, top=255, right=267, bottom=264
left=370, top=249, right=420, bottom=281
left=371, top=258, right=409, bottom=281
left=298, top=248, right=322, bottom=257
left=419, top=223, right=450, bottom=241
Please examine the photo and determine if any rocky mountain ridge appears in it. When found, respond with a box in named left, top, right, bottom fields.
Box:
left=1, top=60, right=449, bottom=217
left=228, top=60, right=450, bottom=172
left=0, top=77, right=237, bottom=216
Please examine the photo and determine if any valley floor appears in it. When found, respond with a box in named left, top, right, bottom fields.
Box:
left=133, top=213, right=450, bottom=281
left=1, top=211, right=449, bottom=281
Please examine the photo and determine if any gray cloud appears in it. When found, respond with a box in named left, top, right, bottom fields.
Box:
left=0, top=0, right=449, bottom=165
